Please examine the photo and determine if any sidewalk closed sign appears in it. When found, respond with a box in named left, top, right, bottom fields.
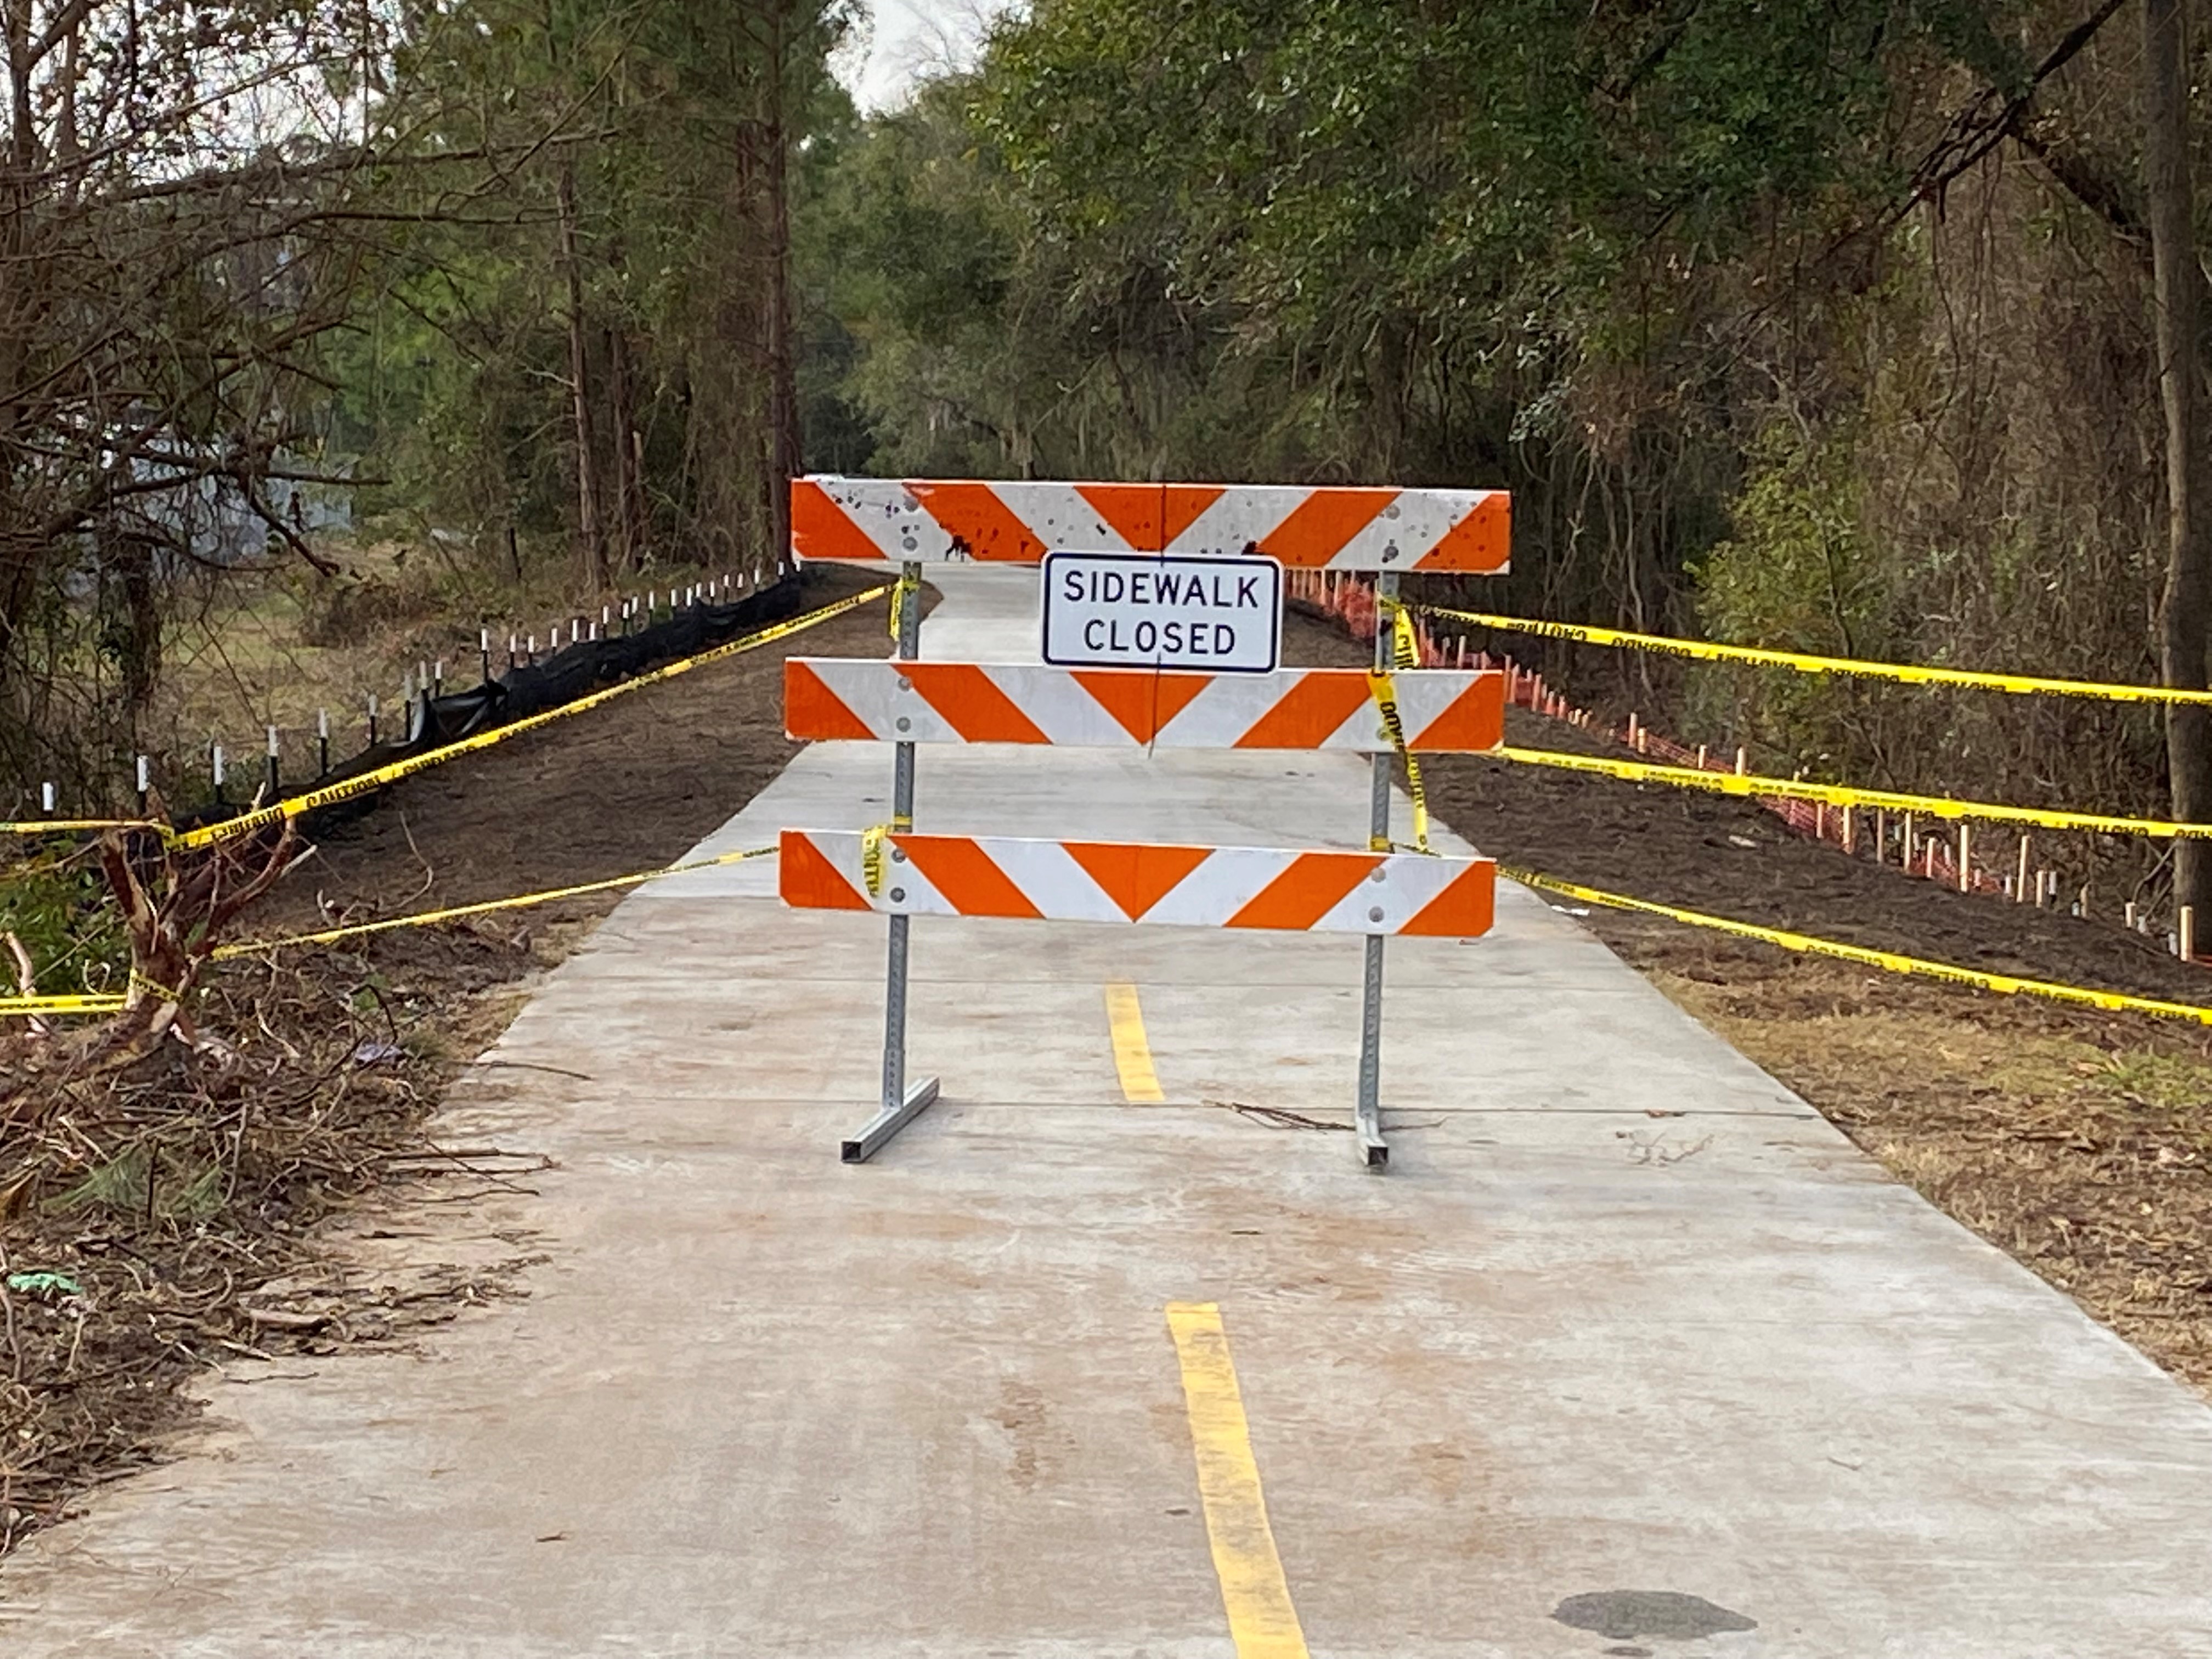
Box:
left=1041, top=551, right=1282, bottom=674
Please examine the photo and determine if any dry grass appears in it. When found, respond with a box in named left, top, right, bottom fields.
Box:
left=148, top=533, right=768, bottom=786
left=1596, top=914, right=2212, bottom=1394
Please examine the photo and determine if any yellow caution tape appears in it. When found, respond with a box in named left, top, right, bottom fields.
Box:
left=888, top=568, right=922, bottom=644
left=0, top=991, right=131, bottom=1017
left=173, top=585, right=891, bottom=850
left=860, top=823, right=890, bottom=898
left=213, top=844, right=779, bottom=957
left=1, top=818, right=163, bottom=837
left=0, top=967, right=197, bottom=1018
left=1366, top=670, right=1432, bottom=853
left=1420, top=603, right=2212, bottom=706
left=1493, top=744, right=2212, bottom=840
left=1370, top=596, right=1432, bottom=854
left=1504, top=865, right=2212, bottom=1026
left=1379, top=592, right=1420, bottom=673
left=13, top=847, right=784, bottom=1002
left=128, top=970, right=183, bottom=1003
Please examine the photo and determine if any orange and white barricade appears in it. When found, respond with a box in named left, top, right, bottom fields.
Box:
left=785, top=661, right=1505, bottom=751
left=781, top=832, right=1496, bottom=936
left=782, top=475, right=1511, bottom=1166
left=793, top=477, right=1510, bottom=571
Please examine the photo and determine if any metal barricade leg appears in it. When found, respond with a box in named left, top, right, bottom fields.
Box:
left=1355, top=570, right=1396, bottom=1168
left=842, top=561, right=943, bottom=1163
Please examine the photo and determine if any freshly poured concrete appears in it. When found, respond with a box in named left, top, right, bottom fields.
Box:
left=5, top=569, right=2211, bottom=1657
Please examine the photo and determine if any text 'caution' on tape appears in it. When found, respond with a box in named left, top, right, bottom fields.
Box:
left=1493, top=745, right=2212, bottom=841
left=4, top=589, right=886, bottom=855
left=0, top=992, right=131, bottom=1018
left=215, top=845, right=780, bottom=957
left=172, top=585, right=889, bottom=850
left=1505, top=865, right=2212, bottom=1026
left=1421, top=603, right=2212, bottom=707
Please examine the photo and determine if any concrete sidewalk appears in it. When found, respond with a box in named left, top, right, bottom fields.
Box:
left=4, top=567, right=2211, bottom=1657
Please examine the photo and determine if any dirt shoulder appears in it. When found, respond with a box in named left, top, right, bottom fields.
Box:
left=1285, top=605, right=2212, bottom=1006
left=1284, top=606, right=2212, bottom=1396
left=257, top=562, right=905, bottom=929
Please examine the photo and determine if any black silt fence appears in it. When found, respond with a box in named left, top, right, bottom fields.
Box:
left=174, top=574, right=813, bottom=842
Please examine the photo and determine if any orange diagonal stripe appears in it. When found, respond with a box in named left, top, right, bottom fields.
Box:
left=1413, top=494, right=1510, bottom=572
left=778, top=831, right=872, bottom=911
left=1073, top=670, right=1214, bottom=742
left=1160, top=485, right=1226, bottom=545
left=1063, top=840, right=1213, bottom=919
left=1406, top=674, right=1504, bottom=752
left=1075, top=483, right=1166, bottom=550
left=789, top=481, right=888, bottom=561
left=1403, top=862, right=1496, bottom=938
left=1251, top=488, right=1396, bottom=567
left=1234, top=672, right=1373, bottom=749
left=898, top=836, right=1044, bottom=919
left=902, top=663, right=1051, bottom=743
left=1226, top=852, right=1378, bottom=931
left=909, top=481, right=1046, bottom=562
left=783, top=661, right=878, bottom=741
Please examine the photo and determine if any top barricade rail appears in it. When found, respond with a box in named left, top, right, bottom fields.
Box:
left=791, top=476, right=1511, bottom=574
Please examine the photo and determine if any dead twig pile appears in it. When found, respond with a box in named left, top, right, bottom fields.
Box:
left=0, top=827, right=537, bottom=1554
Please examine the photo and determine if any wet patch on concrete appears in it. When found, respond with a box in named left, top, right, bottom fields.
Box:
left=1602, top=1647, right=1654, bottom=1657
left=1554, top=1590, right=1757, bottom=1642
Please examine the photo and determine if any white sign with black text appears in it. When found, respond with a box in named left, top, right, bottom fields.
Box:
left=1040, top=551, right=1283, bottom=674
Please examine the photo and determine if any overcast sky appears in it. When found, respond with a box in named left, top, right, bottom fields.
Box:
left=835, top=0, right=1013, bottom=113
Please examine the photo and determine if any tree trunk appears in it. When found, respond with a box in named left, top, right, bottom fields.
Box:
left=556, top=153, right=610, bottom=590
left=2145, top=0, right=2212, bottom=910
left=115, top=534, right=159, bottom=722
left=606, top=324, right=644, bottom=570
left=762, top=0, right=800, bottom=584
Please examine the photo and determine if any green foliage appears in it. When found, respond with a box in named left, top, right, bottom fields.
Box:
left=806, top=0, right=2052, bottom=524
left=332, top=0, right=859, bottom=571
left=802, top=0, right=2184, bottom=838
left=1698, top=425, right=1882, bottom=658
left=48, top=1148, right=224, bottom=1220
left=0, top=853, right=126, bottom=999
left=56, top=1148, right=151, bottom=1217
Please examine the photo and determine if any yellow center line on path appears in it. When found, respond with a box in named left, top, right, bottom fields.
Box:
left=1165, top=1302, right=1311, bottom=1659
left=1105, top=981, right=1166, bottom=1102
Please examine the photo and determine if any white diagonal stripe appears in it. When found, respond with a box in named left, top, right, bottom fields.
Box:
left=988, top=483, right=1136, bottom=552
left=1325, top=491, right=1494, bottom=570
left=1166, top=487, right=1308, bottom=558
left=1137, top=846, right=1299, bottom=927
left=982, top=836, right=1126, bottom=922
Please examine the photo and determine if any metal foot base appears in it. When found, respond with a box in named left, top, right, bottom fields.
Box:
left=841, top=1076, right=942, bottom=1164
left=1357, top=1111, right=1389, bottom=1169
